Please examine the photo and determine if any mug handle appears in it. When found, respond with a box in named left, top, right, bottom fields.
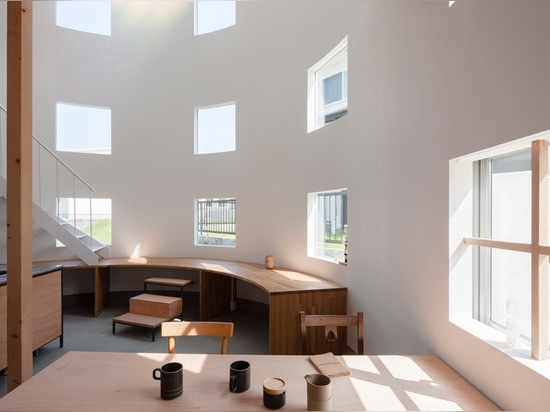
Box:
left=153, top=368, right=162, bottom=380
left=230, top=374, right=238, bottom=392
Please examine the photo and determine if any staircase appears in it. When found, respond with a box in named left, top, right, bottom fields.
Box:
left=0, top=106, right=105, bottom=265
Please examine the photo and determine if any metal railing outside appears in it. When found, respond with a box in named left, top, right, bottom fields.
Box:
left=318, top=191, right=347, bottom=244
left=196, top=198, right=236, bottom=238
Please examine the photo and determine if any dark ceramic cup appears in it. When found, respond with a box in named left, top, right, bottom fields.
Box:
left=152, top=362, right=183, bottom=400
left=229, top=360, right=250, bottom=393
left=263, top=377, right=286, bottom=409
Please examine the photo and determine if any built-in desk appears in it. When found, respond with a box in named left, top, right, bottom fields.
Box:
left=0, top=265, right=63, bottom=371
left=48, top=257, right=347, bottom=355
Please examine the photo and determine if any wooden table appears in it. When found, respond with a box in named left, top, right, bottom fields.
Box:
left=44, top=257, right=348, bottom=354
left=0, top=352, right=499, bottom=411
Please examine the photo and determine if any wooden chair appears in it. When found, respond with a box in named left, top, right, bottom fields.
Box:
left=161, top=321, right=234, bottom=354
left=299, top=311, right=364, bottom=355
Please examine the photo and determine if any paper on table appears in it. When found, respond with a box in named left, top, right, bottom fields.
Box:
left=308, top=352, right=350, bottom=377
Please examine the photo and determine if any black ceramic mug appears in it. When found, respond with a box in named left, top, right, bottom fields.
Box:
left=152, top=362, right=183, bottom=400
left=229, top=360, right=250, bottom=393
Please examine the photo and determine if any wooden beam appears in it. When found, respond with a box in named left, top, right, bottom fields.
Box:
left=531, top=140, right=549, bottom=360
left=6, top=0, right=34, bottom=391
left=463, top=237, right=532, bottom=253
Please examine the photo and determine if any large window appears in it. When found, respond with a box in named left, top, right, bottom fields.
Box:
left=474, top=150, right=532, bottom=346
left=195, top=198, right=236, bottom=247
left=450, top=135, right=550, bottom=362
left=56, top=1, right=111, bottom=36
left=308, top=36, right=348, bottom=133
left=308, top=189, right=348, bottom=263
left=195, top=0, right=236, bottom=35
left=195, top=103, right=236, bottom=155
left=56, top=103, right=112, bottom=155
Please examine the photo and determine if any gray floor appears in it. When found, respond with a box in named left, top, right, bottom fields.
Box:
left=0, top=291, right=269, bottom=398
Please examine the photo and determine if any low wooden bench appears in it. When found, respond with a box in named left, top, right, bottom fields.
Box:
left=144, top=277, right=193, bottom=302
left=112, top=293, right=182, bottom=341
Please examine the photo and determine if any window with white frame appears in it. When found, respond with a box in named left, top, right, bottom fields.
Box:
left=57, top=198, right=112, bottom=245
left=195, top=103, right=236, bottom=155
left=308, top=36, right=348, bottom=133
left=308, top=189, right=348, bottom=263
left=56, top=1, right=111, bottom=36
left=195, top=0, right=236, bottom=35
left=450, top=134, right=550, bottom=362
left=56, top=103, right=111, bottom=155
left=195, top=198, right=236, bottom=247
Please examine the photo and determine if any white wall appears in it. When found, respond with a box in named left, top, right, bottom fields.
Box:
left=1, top=0, right=549, bottom=409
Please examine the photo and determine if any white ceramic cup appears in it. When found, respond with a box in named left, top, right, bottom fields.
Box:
left=305, top=374, right=332, bottom=411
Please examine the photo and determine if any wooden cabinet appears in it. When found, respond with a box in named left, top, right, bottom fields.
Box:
left=0, top=267, right=63, bottom=371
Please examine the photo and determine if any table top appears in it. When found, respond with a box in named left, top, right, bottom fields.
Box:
left=38, top=257, right=347, bottom=294
left=0, top=352, right=499, bottom=411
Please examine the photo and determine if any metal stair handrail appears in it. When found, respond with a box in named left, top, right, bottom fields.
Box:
left=0, top=104, right=95, bottom=193
left=0, top=104, right=102, bottom=252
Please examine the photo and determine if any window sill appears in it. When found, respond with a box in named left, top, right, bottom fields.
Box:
left=309, top=255, right=347, bottom=266
left=451, top=317, right=550, bottom=378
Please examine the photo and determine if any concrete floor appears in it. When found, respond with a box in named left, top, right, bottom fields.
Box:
left=0, top=291, right=269, bottom=398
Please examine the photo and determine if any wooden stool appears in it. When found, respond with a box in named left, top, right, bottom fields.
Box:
left=112, top=293, right=182, bottom=341
left=144, top=277, right=193, bottom=303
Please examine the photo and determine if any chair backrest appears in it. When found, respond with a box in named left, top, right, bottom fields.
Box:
left=161, top=321, right=234, bottom=354
left=299, top=311, right=364, bottom=355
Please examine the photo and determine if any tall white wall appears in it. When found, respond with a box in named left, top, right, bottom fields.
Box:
left=1, top=0, right=549, bottom=409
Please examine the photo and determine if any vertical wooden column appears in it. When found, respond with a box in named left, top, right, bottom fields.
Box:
left=531, top=140, right=549, bottom=360
left=6, top=1, right=33, bottom=391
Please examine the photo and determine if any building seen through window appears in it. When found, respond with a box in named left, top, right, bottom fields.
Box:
left=308, top=36, right=348, bottom=132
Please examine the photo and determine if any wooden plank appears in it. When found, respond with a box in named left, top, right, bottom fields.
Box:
left=144, top=277, right=193, bottom=288
left=112, top=313, right=167, bottom=329
left=0, top=286, right=6, bottom=370
left=531, top=140, right=549, bottom=360
left=6, top=0, right=33, bottom=392
left=200, top=271, right=233, bottom=320
left=463, top=237, right=532, bottom=253
left=32, top=271, right=62, bottom=349
left=94, top=267, right=110, bottom=317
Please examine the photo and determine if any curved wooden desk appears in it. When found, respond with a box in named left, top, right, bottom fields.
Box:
left=50, top=257, right=348, bottom=355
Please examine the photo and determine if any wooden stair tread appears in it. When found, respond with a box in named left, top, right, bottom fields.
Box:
left=144, top=277, right=193, bottom=288
left=131, top=293, right=181, bottom=304
left=112, top=312, right=170, bottom=328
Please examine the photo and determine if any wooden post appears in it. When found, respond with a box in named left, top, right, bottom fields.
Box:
left=6, top=0, right=34, bottom=391
left=531, top=140, right=549, bottom=360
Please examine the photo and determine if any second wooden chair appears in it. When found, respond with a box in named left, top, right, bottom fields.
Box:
left=161, top=321, right=234, bottom=354
left=299, top=311, right=364, bottom=355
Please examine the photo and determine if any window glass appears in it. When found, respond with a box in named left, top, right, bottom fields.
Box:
left=308, top=37, right=348, bottom=132
left=56, top=103, right=111, bottom=155
left=195, top=0, right=236, bottom=35
left=195, top=198, right=236, bottom=247
left=195, top=103, right=236, bottom=155
left=57, top=198, right=112, bottom=245
left=308, top=189, right=348, bottom=263
left=490, top=249, right=531, bottom=343
left=56, top=1, right=111, bottom=36
left=476, top=149, right=534, bottom=346
left=491, top=151, right=531, bottom=243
